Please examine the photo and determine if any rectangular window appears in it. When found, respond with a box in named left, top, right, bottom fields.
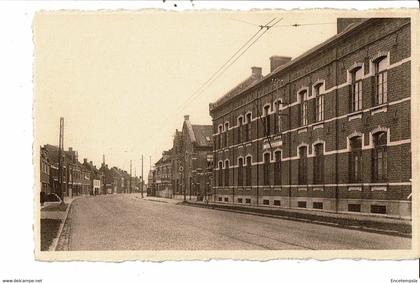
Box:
left=371, top=205, right=386, bottom=214
left=263, top=153, right=270, bottom=186
left=274, top=151, right=282, bottom=185
left=237, top=198, right=243, bottom=203
left=237, top=117, right=243, bottom=144
left=224, top=197, right=229, bottom=202
left=238, top=158, right=243, bottom=186
left=218, top=197, right=222, bottom=201
left=315, top=85, right=324, bottom=122
left=314, top=144, right=324, bottom=184
left=350, top=68, right=363, bottom=112
left=349, top=136, right=363, bottom=183
left=262, top=199, right=269, bottom=205
left=297, top=201, right=307, bottom=208
left=245, top=114, right=252, bottom=142
left=246, top=156, right=252, bottom=186
left=374, top=57, right=388, bottom=106
left=245, top=198, right=251, bottom=204
left=348, top=204, right=361, bottom=212
left=224, top=161, right=229, bottom=187
left=313, top=202, right=323, bottom=209
left=264, top=106, right=271, bottom=136
left=373, top=132, right=388, bottom=182
left=218, top=162, right=223, bottom=187
left=298, top=147, right=307, bottom=185
left=223, top=123, right=228, bottom=148
left=299, top=91, right=308, bottom=126
left=274, top=200, right=281, bottom=206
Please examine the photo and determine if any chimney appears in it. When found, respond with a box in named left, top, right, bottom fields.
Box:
left=84, top=158, right=87, bottom=164
left=184, top=115, right=190, bottom=121
left=337, top=18, right=364, bottom=34
left=68, top=147, right=73, bottom=152
left=270, top=56, right=292, bottom=72
left=251, top=66, right=262, bottom=79
left=90, top=161, right=93, bottom=166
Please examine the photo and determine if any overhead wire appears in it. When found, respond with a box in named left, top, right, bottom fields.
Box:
left=176, top=18, right=277, bottom=112
left=178, top=17, right=282, bottom=112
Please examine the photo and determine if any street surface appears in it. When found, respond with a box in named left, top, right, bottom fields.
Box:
left=62, top=194, right=411, bottom=250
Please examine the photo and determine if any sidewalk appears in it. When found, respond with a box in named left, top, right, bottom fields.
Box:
left=40, top=195, right=85, bottom=251
left=183, top=200, right=412, bottom=237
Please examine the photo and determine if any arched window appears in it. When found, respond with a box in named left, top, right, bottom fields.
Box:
left=237, top=117, right=243, bottom=144
left=274, top=151, right=282, bottom=185
left=223, top=123, right=229, bottom=148
left=224, top=160, right=229, bottom=187
left=274, top=100, right=283, bottom=134
left=299, top=90, right=308, bottom=126
left=246, top=156, right=252, bottom=186
left=349, top=136, right=363, bottom=183
left=314, top=83, right=324, bottom=122
left=218, top=125, right=223, bottom=149
left=372, top=132, right=387, bottom=182
left=298, top=146, right=308, bottom=185
left=263, top=105, right=271, bottom=136
left=313, top=144, right=324, bottom=184
left=238, top=157, right=244, bottom=186
left=350, top=67, right=363, bottom=112
left=218, top=161, right=223, bottom=187
left=374, top=57, right=388, bottom=105
left=245, top=113, right=252, bottom=142
left=263, top=153, right=271, bottom=186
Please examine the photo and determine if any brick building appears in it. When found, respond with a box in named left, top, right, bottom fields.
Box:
left=209, top=18, right=411, bottom=219
left=177, top=115, right=213, bottom=200
left=171, top=129, right=184, bottom=197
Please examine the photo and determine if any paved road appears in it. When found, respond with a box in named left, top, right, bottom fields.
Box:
left=63, top=194, right=411, bottom=250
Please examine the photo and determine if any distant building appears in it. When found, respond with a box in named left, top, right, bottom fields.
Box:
left=155, top=150, right=173, bottom=198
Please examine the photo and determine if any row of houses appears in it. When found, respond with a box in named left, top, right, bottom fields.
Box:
left=40, top=144, right=143, bottom=199
left=150, top=17, right=412, bottom=220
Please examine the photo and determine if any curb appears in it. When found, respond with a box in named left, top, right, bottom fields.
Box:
left=182, top=202, right=412, bottom=239
left=49, top=198, right=80, bottom=251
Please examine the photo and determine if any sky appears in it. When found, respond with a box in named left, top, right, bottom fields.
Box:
left=34, top=10, right=340, bottom=175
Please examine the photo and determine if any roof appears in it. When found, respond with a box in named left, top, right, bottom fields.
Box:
left=210, top=18, right=373, bottom=111
left=43, top=144, right=75, bottom=165
left=211, top=75, right=261, bottom=109
left=191, top=125, right=213, bottom=147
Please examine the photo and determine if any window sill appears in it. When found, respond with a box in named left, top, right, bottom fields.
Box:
left=370, top=103, right=388, bottom=115
left=347, top=110, right=363, bottom=119
left=296, top=126, right=308, bottom=134
left=312, top=122, right=324, bottom=130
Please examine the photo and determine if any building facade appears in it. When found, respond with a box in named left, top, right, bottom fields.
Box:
left=180, top=115, right=213, bottom=200
left=209, top=18, right=411, bottom=219
left=155, top=150, right=173, bottom=198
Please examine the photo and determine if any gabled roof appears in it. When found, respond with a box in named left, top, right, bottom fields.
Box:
left=191, top=125, right=213, bottom=147
left=183, top=119, right=213, bottom=148
left=211, top=75, right=261, bottom=109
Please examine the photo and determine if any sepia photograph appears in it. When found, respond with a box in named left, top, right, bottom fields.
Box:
left=33, top=9, right=418, bottom=260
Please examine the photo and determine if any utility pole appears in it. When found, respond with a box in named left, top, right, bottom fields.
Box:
left=141, top=154, right=144, bottom=198
left=58, top=117, right=64, bottom=202
left=129, top=160, right=132, bottom=194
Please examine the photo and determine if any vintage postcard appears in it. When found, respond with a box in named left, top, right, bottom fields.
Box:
left=33, top=9, right=419, bottom=261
